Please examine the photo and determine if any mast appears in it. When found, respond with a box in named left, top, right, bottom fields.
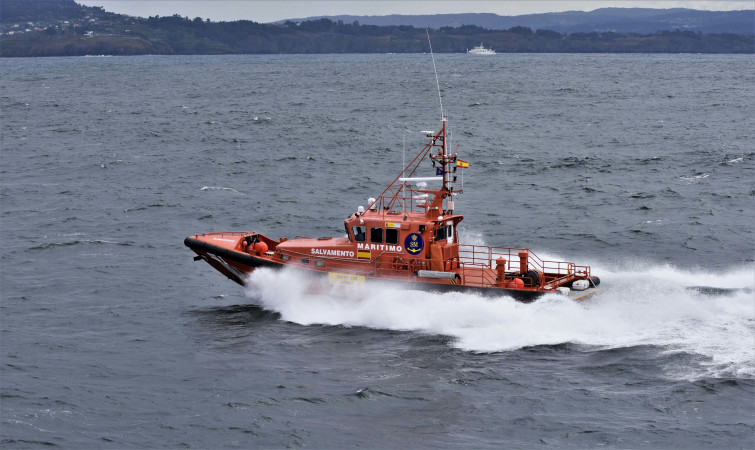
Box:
left=367, top=31, right=462, bottom=218
left=427, top=119, right=459, bottom=215
left=426, top=30, right=457, bottom=214
left=427, top=28, right=444, bottom=122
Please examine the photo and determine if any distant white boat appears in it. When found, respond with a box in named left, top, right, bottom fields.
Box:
left=468, top=43, right=496, bottom=55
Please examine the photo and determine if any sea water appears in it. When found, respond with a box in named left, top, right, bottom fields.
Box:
left=1, top=53, right=753, bottom=448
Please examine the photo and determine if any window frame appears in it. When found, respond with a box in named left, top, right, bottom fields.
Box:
left=385, top=228, right=399, bottom=245
left=352, top=226, right=366, bottom=242
left=370, top=227, right=383, bottom=243
left=434, top=225, right=447, bottom=241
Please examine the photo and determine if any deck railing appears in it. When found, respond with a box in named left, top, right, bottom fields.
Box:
left=245, top=238, right=588, bottom=287
left=457, top=244, right=589, bottom=279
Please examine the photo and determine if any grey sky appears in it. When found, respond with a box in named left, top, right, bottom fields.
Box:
left=77, top=1, right=753, bottom=23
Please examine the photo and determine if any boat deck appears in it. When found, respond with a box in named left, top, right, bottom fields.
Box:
left=189, top=232, right=591, bottom=294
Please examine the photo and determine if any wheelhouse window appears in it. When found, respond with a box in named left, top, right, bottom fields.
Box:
left=434, top=226, right=447, bottom=241
left=352, top=226, right=366, bottom=242
left=434, top=223, right=454, bottom=243
left=370, top=227, right=383, bottom=243
left=385, top=228, right=399, bottom=245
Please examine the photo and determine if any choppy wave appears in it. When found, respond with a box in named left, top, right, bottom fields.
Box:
left=200, top=186, right=243, bottom=194
left=29, top=239, right=134, bottom=250
left=245, top=263, right=754, bottom=379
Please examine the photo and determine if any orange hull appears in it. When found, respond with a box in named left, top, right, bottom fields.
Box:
left=185, top=230, right=598, bottom=302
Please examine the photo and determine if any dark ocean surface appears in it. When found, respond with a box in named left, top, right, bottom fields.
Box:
left=1, top=53, right=753, bottom=448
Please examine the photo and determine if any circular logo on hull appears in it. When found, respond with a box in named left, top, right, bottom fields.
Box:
left=404, top=233, right=424, bottom=255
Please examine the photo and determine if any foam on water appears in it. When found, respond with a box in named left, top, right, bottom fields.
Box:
left=246, top=263, right=754, bottom=379
left=200, top=186, right=244, bottom=194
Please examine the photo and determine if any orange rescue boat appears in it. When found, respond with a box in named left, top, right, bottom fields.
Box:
left=185, top=118, right=600, bottom=302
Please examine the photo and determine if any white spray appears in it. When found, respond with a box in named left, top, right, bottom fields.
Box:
left=245, top=261, right=754, bottom=380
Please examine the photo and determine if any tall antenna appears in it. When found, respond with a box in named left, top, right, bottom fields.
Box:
left=426, top=29, right=444, bottom=121
left=402, top=131, right=405, bottom=172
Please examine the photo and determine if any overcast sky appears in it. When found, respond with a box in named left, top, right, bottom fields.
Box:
left=77, top=1, right=753, bottom=23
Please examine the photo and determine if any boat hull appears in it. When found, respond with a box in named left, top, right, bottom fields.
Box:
left=184, top=236, right=593, bottom=302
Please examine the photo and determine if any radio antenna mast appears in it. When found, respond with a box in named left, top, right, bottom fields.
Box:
left=426, top=29, right=444, bottom=121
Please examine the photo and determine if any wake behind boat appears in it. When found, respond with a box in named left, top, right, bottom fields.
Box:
left=185, top=117, right=600, bottom=302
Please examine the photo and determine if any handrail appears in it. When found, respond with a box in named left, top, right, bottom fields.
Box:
left=456, top=243, right=588, bottom=277
left=457, top=261, right=497, bottom=286
left=369, top=250, right=401, bottom=265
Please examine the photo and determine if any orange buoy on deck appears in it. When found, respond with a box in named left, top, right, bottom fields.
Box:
left=253, top=241, right=268, bottom=254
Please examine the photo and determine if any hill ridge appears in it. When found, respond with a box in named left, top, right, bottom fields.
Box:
left=1, top=1, right=752, bottom=57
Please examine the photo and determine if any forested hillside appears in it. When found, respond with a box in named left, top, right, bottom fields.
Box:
left=2, top=1, right=752, bottom=56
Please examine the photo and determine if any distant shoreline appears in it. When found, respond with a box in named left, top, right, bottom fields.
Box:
left=1, top=1, right=752, bottom=57
left=2, top=28, right=753, bottom=58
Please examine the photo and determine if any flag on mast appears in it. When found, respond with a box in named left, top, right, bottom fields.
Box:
left=456, top=159, right=470, bottom=168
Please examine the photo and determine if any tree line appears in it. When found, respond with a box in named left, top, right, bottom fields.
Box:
left=2, top=15, right=752, bottom=57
